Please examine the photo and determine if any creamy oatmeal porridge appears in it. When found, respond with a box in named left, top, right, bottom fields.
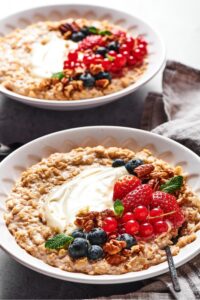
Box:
left=4, top=146, right=200, bottom=275
left=0, top=18, right=148, bottom=101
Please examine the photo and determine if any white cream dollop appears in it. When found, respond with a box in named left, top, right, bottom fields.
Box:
left=44, top=166, right=128, bottom=233
left=30, top=35, right=78, bottom=78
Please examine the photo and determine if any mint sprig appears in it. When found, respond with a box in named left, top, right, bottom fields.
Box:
left=88, top=26, right=112, bottom=36
left=160, top=175, right=183, bottom=194
left=45, top=233, right=74, bottom=249
left=52, top=72, right=65, bottom=80
left=114, top=199, right=124, bottom=216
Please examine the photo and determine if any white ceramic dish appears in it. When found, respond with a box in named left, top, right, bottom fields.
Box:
left=0, top=4, right=165, bottom=110
left=0, top=126, right=200, bottom=284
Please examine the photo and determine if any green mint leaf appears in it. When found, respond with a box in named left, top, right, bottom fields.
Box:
left=52, top=72, right=65, bottom=80
left=160, top=176, right=183, bottom=194
left=88, top=26, right=99, bottom=34
left=114, top=199, right=124, bottom=216
left=106, top=54, right=115, bottom=61
left=45, top=233, right=74, bottom=249
left=99, top=30, right=112, bottom=36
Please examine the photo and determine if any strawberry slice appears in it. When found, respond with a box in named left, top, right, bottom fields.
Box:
left=151, top=191, right=185, bottom=227
left=113, top=175, right=141, bottom=201
left=122, top=184, right=153, bottom=212
left=78, top=35, right=105, bottom=50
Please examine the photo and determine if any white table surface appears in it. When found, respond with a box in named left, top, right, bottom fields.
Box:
left=0, top=0, right=200, bottom=299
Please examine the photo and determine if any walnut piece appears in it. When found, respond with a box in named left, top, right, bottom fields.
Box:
left=103, top=239, right=126, bottom=255
left=95, top=79, right=110, bottom=89
left=89, top=64, right=104, bottom=75
left=106, top=254, right=127, bottom=265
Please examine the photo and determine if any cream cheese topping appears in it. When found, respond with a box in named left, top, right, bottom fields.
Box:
left=44, top=166, right=128, bottom=233
left=30, top=35, right=78, bottom=78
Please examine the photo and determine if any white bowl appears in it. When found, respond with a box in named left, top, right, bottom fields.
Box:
left=0, top=4, right=165, bottom=110
left=0, top=126, right=200, bottom=284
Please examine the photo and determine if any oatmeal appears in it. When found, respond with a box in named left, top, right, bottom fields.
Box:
left=0, top=19, right=148, bottom=101
left=4, top=146, right=200, bottom=275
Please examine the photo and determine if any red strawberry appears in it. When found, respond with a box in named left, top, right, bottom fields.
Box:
left=78, top=35, right=105, bottom=50
left=151, top=191, right=185, bottom=227
left=113, top=175, right=141, bottom=201
left=122, top=184, right=153, bottom=212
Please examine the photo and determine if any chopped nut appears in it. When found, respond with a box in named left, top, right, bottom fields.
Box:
left=74, top=211, right=99, bottom=232
left=59, top=23, right=73, bottom=34
left=89, top=64, right=104, bottom=75
left=148, top=178, right=160, bottom=191
left=106, top=253, right=127, bottom=265
left=70, top=80, right=84, bottom=91
left=95, top=79, right=110, bottom=89
left=134, top=164, right=154, bottom=178
left=103, top=239, right=126, bottom=255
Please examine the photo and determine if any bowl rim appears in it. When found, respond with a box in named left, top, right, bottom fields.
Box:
left=1, top=126, right=200, bottom=284
left=0, top=3, right=166, bottom=106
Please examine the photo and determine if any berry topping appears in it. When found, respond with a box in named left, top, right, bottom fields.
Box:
left=107, top=41, right=119, bottom=51
left=113, top=175, right=141, bottom=201
left=133, top=205, right=149, bottom=221
left=96, top=46, right=108, bottom=56
left=87, top=245, right=104, bottom=260
left=102, top=217, right=118, bottom=233
left=127, top=56, right=137, bottom=66
left=112, top=159, right=125, bottom=168
left=95, top=71, right=112, bottom=82
left=115, top=53, right=127, bottom=67
left=71, top=229, right=86, bottom=239
left=68, top=238, right=89, bottom=259
left=122, top=212, right=135, bottom=223
left=87, top=228, right=107, bottom=245
left=151, top=191, right=185, bottom=227
left=79, top=73, right=95, bottom=88
left=68, top=50, right=78, bottom=62
left=78, top=35, right=105, bottom=50
left=125, top=159, right=143, bottom=174
left=71, top=31, right=85, bottom=42
left=153, top=220, right=168, bottom=234
left=139, top=222, right=154, bottom=238
left=122, top=184, right=153, bottom=212
left=117, top=233, right=137, bottom=249
left=149, top=208, right=164, bottom=223
left=124, top=220, right=140, bottom=235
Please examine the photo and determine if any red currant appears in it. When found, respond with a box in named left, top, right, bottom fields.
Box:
left=132, top=48, right=145, bottom=61
left=127, top=56, right=137, bottom=66
left=102, top=58, right=112, bottom=71
left=119, top=44, right=129, bottom=53
left=68, top=50, right=78, bottom=62
left=137, top=37, right=147, bottom=47
left=102, top=217, right=118, bottom=233
left=83, top=55, right=95, bottom=66
left=133, top=206, right=149, bottom=222
left=154, top=220, right=168, bottom=234
left=125, top=37, right=135, bottom=49
left=122, top=212, right=135, bottom=223
left=108, top=50, right=117, bottom=58
left=121, top=50, right=129, bottom=59
left=115, top=53, right=127, bottom=67
left=138, top=43, right=147, bottom=55
left=149, top=208, right=164, bottom=224
left=139, top=222, right=154, bottom=238
left=94, top=54, right=103, bottom=64
left=125, top=220, right=140, bottom=235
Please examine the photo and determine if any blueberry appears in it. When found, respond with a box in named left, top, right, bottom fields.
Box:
left=68, top=238, right=89, bottom=259
left=79, top=73, right=95, bottom=88
left=87, top=228, right=107, bottom=245
left=95, top=72, right=112, bottom=82
left=107, top=41, right=119, bottom=51
left=125, top=159, right=143, bottom=175
left=71, top=31, right=85, bottom=42
left=117, top=233, right=137, bottom=249
left=80, top=26, right=90, bottom=36
left=96, top=46, right=108, bottom=56
left=71, top=229, right=86, bottom=239
left=112, top=159, right=125, bottom=168
left=87, top=245, right=104, bottom=260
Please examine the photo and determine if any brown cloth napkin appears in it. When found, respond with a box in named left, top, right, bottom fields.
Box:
left=87, top=61, right=200, bottom=300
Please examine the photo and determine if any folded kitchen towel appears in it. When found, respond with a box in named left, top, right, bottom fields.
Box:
left=87, top=61, right=200, bottom=300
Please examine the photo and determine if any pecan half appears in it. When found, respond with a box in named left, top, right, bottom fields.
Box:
left=103, top=239, right=126, bottom=255
left=134, top=164, right=154, bottom=178
left=59, top=23, right=73, bottom=35
left=89, top=64, right=104, bottom=75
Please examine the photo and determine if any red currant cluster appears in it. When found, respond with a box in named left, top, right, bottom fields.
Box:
left=102, top=206, right=168, bottom=240
left=63, top=34, right=147, bottom=73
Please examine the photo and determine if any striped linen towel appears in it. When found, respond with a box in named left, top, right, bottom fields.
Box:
left=87, top=61, right=200, bottom=300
